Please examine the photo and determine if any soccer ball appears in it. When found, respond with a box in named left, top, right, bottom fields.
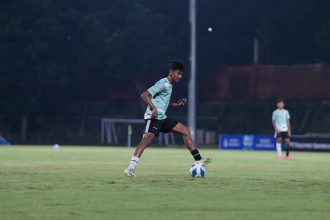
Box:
left=189, top=162, right=206, bottom=178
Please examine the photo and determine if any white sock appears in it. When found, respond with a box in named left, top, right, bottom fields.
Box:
left=128, top=156, right=140, bottom=170
left=276, top=143, right=282, bottom=157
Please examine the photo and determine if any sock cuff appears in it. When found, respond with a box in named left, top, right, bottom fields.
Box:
left=190, top=149, right=199, bottom=156
left=131, top=156, right=140, bottom=163
left=191, top=149, right=202, bottom=161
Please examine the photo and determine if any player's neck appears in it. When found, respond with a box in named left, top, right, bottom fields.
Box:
left=167, top=76, right=175, bottom=85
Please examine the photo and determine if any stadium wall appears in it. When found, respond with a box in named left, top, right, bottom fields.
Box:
left=213, top=64, right=330, bottom=100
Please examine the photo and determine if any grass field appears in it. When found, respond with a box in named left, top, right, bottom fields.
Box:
left=1, top=146, right=330, bottom=220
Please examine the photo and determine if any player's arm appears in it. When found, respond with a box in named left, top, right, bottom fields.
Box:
left=286, top=110, right=291, bottom=137
left=140, top=91, right=157, bottom=118
left=287, top=119, right=291, bottom=137
left=170, top=98, right=187, bottom=107
left=272, top=120, right=279, bottom=134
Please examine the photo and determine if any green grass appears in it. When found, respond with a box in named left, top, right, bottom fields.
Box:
left=0, top=146, right=330, bottom=220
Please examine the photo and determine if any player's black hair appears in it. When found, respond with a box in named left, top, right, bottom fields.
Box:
left=276, top=98, right=285, bottom=104
left=169, top=60, right=185, bottom=71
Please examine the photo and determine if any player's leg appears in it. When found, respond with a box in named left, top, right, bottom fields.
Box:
left=124, top=119, right=158, bottom=177
left=124, top=132, right=155, bottom=177
left=171, top=122, right=196, bottom=151
left=276, top=133, right=284, bottom=159
left=171, top=122, right=212, bottom=164
left=133, top=132, right=155, bottom=157
left=284, top=137, right=292, bottom=160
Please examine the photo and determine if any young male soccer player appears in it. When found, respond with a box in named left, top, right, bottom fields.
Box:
left=272, top=98, right=292, bottom=160
left=124, top=60, right=212, bottom=177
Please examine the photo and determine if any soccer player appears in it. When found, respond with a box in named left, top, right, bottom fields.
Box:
left=124, top=60, right=212, bottom=177
left=272, top=98, right=292, bottom=160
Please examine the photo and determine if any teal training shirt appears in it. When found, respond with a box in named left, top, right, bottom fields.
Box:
left=144, top=77, right=172, bottom=120
left=272, top=108, right=290, bottom=132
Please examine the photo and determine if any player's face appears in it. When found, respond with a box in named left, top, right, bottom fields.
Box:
left=170, top=70, right=184, bottom=83
left=277, top=101, right=284, bottom=109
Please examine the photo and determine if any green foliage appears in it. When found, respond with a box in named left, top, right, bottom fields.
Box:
left=0, top=1, right=181, bottom=116
left=315, top=21, right=330, bottom=62
left=1, top=0, right=330, bottom=116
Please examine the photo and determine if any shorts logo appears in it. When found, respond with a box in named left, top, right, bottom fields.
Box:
left=153, top=126, right=158, bottom=130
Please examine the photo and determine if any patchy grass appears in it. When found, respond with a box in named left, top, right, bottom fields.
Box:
left=0, top=146, right=329, bottom=220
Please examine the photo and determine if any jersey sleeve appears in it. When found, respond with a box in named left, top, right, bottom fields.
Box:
left=148, top=80, right=165, bottom=97
left=286, top=111, right=290, bottom=120
left=272, top=111, right=275, bottom=120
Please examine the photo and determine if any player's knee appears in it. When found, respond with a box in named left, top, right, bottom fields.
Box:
left=182, top=126, right=191, bottom=137
left=142, top=133, right=154, bottom=144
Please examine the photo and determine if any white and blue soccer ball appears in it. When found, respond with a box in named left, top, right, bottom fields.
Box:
left=189, top=162, right=206, bottom=178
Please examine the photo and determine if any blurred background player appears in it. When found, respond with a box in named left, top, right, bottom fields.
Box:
left=124, top=60, right=212, bottom=177
left=272, top=98, right=292, bottom=160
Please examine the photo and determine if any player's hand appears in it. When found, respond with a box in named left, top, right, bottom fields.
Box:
left=288, top=130, right=292, bottom=137
left=151, top=107, right=158, bottom=119
left=172, top=98, right=187, bottom=107
left=178, top=98, right=187, bottom=106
